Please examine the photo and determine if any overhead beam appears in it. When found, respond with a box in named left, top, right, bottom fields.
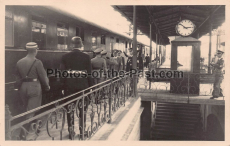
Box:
left=114, top=6, right=133, bottom=22
left=155, top=13, right=180, bottom=22
left=154, top=11, right=181, bottom=20
left=145, top=6, right=160, bottom=35
left=181, top=13, right=205, bottom=21
left=158, top=22, right=178, bottom=29
left=156, top=17, right=179, bottom=25
left=160, top=26, right=176, bottom=31
left=153, top=6, right=179, bottom=17
left=194, top=5, right=222, bottom=34
left=181, top=7, right=209, bottom=16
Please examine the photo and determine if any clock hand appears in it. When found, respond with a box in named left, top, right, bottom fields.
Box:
left=185, top=27, right=193, bottom=29
left=178, top=24, right=186, bottom=28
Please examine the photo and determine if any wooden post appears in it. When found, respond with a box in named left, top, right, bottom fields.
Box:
left=5, top=104, right=12, bottom=140
left=108, top=81, right=112, bottom=123
left=156, top=33, right=158, bottom=59
left=132, top=6, right=137, bottom=97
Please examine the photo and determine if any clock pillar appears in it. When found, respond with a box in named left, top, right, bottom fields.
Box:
left=170, top=36, right=201, bottom=95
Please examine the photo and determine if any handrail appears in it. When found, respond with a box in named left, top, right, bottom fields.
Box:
left=6, top=71, right=133, bottom=140
left=11, top=71, right=131, bottom=120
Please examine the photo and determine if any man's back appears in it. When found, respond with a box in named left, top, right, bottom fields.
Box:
left=16, top=57, right=49, bottom=89
left=91, top=57, right=105, bottom=70
left=61, top=50, right=92, bottom=92
left=146, top=56, right=150, bottom=62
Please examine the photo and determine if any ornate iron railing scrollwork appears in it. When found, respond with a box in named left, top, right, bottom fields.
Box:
left=6, top=71, right=133, bottom=141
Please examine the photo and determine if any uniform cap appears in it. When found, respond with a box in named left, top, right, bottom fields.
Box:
left=94, top=48, right=103, bottom=53
left=26, top=42, right=38, bottom=50
left=71, top=36, right=83, bottom=48
left=217, top=49, right=224, bottom=54
left=101, top=50, right=107, bottom=55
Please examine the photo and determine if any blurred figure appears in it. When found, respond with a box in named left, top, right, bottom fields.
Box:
left=117, top=50, right=125, bottom=71
left=211, top=54, right=218, bottom=74
left=149, top=59, right=157, bottom=71
left=101, top=50, right=117, bottom=78
left=145, top=54, right=150, bottom=68
left=91, top=48, right=107, bottom=84
left=110, top=50, right=118, bottom=77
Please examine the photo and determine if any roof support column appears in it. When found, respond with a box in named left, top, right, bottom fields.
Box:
left=208, top=14, right=213, bottom=74
left=132, top=6, right=137, bottom=97
left=216, top=34, right=219, bottom=52
left=156, top=33, right=158, bottom=58
left=156, top=33, right=158, bottom=67
left=150, top=22, right=152, bottom=62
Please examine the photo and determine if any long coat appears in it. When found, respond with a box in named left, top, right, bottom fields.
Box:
left=60, top=49, right=93, bottom=92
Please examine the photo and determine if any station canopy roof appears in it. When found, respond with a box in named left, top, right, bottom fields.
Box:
left=113, top=5, right=225, bottom=45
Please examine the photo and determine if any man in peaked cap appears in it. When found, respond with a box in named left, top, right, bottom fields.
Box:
left=101, top=50, right=117, bottom=78
left=15, top=42, right=50, bottom=139
left=210, top=48, right=225, bottom=99
left=60, top=36, right=93, bottom=140
left=91, top=48, right=107, bottom=84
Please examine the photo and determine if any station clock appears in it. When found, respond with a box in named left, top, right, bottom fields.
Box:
left=176, top=19, right=196, bottom=37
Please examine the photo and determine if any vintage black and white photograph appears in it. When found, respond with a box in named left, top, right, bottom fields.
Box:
left=3, top=1, right=228, bottom=143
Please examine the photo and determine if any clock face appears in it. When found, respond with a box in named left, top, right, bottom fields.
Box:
left=176, top=19, right=195, bottom=36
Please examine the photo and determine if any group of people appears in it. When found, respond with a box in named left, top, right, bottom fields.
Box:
left=91, top=48, right=126, bottom=85
left=15, top=36, right=144, bottom=140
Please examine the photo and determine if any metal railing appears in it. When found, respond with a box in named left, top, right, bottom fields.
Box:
left=5, top=72, right=133, bottom=141
left=138, top=73, right=225, bottom=103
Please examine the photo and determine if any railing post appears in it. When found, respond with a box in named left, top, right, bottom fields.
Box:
left=82, top=92, right=85, bottom=140
left=5, top=104, right=12, bottom=140
left=108, top=80, right=112, bottom=123
left=188, top=73, right=190, bottom=104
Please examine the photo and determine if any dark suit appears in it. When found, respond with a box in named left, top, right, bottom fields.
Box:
left=60, top=49, right=93, bottom=139
left=145, top=56, right=150, bottom=67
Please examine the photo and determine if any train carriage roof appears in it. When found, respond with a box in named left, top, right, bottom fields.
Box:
left=113, top=5, right=225, bottom=45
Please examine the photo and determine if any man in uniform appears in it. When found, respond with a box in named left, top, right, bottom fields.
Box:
left=91, top=48, right=107, bottom=84
left=210, top=49, right=224, bottom=99
left=15, top=42, right=50, bottom=138
left=60, top=36, right=93, bottom=139
left=117, top=50, right=125, bottom=71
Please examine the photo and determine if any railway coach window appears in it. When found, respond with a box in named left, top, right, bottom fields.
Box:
left=5, top=7, right=14, bottom=47
left=101, top=35, right=105, bottom=44
left=32, top=21, right=46, bottom=49
left=57, top=23, right=68, bottom=50
left=76, top=26, right=84, bottom=42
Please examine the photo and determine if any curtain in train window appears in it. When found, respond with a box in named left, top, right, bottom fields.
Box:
left=32, top=21, right=46, bottom=49
left=5, top=8, right=14, bottom=47
left=177, top=46, right=193, bottom=72
left=57, top=23, right=68, bottom=50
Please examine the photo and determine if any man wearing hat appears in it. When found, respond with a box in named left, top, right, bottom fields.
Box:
left=101, top=50, right=117, bottom=78
left=15, top=42, right=50, bottom=138
left=117, top=50, right=125, bottom=71
left=210, top=48, right=225, bottom=99
left=91, top=48, right=107, bottom=84
left=60, top=36, right=93, bottom=139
